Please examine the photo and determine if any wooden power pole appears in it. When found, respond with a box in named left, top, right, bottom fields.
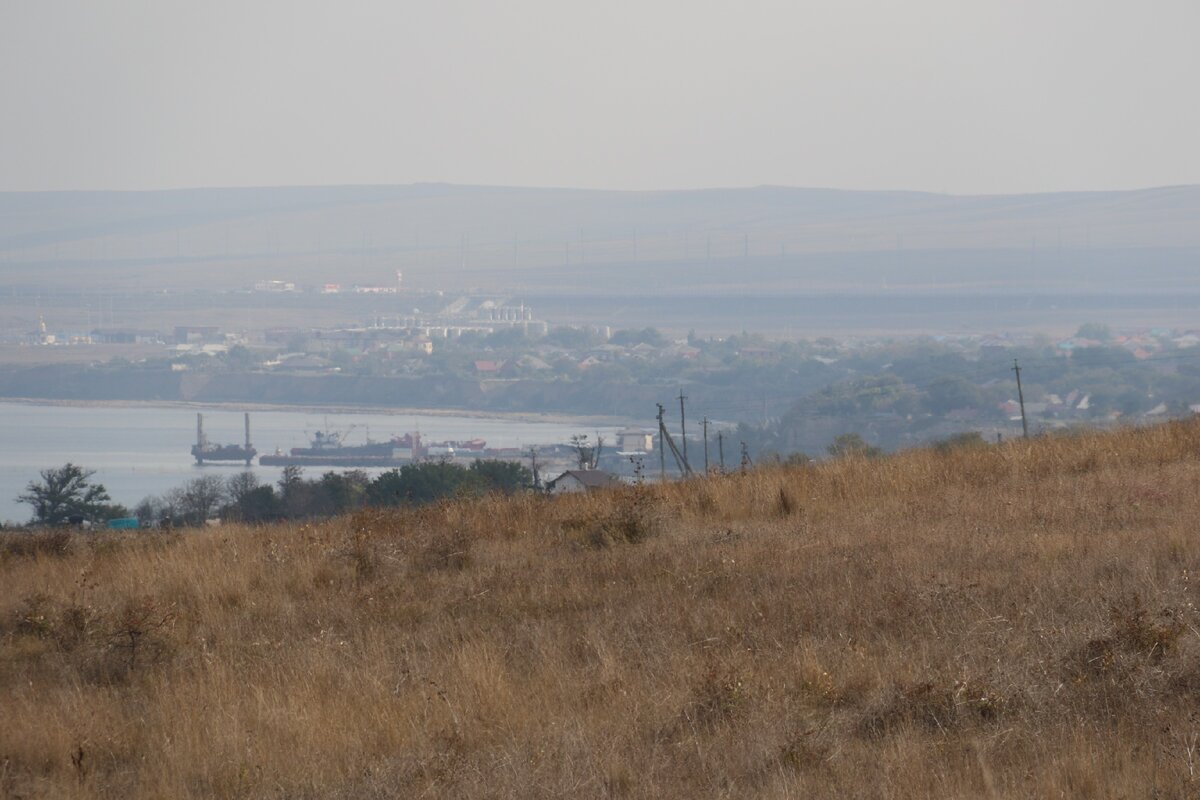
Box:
left=1013, top=358, right=1029, bottom=439
left=656, top=404, right=667, bottom=481
left=678, top=389, right=688, bottom=467
left=658, top=401, right=693, bottom=478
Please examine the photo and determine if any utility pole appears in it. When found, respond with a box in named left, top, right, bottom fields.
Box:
left=656, top=404, right=667, bottom=481
left=740, top=442, right=753, bottom=473
left=1013, top=359, right=1029, bottom=439
left=658, top=401, right=693, bottom=477
left=718, top=431, right=726, bottom=472
left=701, top=417, right=710, bottom=474
left=678, top=389, right=688, bottom=467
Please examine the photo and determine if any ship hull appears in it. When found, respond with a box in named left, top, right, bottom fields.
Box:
left=259, top=453, right=413, bottom=468
left=192, top=445, right=257, bottom=465
left=288, top=443, right=397, bottom=458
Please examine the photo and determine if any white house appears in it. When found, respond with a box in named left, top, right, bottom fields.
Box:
left=546, top=470, right=621, bottom=494
left=615, top=428, right=654, bottom=453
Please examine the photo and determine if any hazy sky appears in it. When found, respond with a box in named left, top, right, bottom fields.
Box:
left=2, top=0, right=1197, bottom=194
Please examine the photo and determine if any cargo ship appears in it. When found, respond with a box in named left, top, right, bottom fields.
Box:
left=257, top=428, right=505, bottom=467
left=259, top=430, right=426, bottom=467
left=192, top=413, right=257, bottom=466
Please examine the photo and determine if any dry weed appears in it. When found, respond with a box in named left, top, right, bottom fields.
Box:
left=5, top=420, right=1200, bottom=796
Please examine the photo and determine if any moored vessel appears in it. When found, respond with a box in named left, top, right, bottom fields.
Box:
left=258, top=430, right=425, bottom=467
left=191, top=413, right=257, bottom=466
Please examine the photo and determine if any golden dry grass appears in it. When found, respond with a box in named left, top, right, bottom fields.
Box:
left=6, top=421, right=1200, bottom=797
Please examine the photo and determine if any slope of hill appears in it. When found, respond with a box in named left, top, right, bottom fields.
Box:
left=5, top=422, right=1200, bottom=797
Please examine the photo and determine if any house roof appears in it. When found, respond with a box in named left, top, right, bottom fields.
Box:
left=517, top=355, right=552, bottom=370
left=548, top=470, right=620, bottom=489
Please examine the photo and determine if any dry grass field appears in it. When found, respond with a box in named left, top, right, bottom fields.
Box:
left=6, top=422, right=1200, bottom=798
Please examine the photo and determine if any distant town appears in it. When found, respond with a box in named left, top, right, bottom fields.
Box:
left=4, top=272, right=1200, bottom=463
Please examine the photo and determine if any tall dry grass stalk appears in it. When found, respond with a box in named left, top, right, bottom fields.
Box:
left=6, top=420, right=1200, bottom=797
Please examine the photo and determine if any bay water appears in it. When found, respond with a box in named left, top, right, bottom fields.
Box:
left=0, top=402, right=628, bottom=524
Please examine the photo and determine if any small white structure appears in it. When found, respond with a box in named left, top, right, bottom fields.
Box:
left=546, top=470, right=621, bottom=494
left=255, top=280, right=296, bottom=292
left=616, top=428, right=654, bottom=453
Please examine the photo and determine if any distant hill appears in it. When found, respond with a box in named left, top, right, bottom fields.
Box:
left=2, top=183, right=1198, bottom=295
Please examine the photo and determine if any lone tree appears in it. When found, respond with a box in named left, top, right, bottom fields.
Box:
left=18, top=463, right=115, bottom=525
left=826, top=433, right=883, bottom=459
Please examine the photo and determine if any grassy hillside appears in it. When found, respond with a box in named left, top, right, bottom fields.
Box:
left=6, top=422, right=1200, bottom=797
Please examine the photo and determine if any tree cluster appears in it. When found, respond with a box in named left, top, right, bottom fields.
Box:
left=132, top=460, right=534, bottom=528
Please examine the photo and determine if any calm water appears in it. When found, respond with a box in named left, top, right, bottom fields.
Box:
left=0, top=402, right=627, bottom=524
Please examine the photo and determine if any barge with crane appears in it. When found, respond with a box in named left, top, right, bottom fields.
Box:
left=191, top=412, right=257, bottom=465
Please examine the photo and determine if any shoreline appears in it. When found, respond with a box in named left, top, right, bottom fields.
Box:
left=0, top=397, right=641, bottom=427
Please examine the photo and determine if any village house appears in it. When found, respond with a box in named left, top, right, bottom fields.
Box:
left=515, top=354, right=552, bottom=372
left=474, top=360, right=503, bottom=374
left=576, top=355, right=603, bottom=371
left=545, top=470, right=621, bottom=494
left=615, top=428, right=654, bottom=453
left=174, top=326, right=222, bottom=345
left=273, top=354, right=337, bottom=372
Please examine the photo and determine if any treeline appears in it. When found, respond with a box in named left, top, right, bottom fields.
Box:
left=134, top=460, right=533, bottom=527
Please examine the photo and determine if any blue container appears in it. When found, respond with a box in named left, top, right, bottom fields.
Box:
left=107, top=517, right=140, bottom=530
